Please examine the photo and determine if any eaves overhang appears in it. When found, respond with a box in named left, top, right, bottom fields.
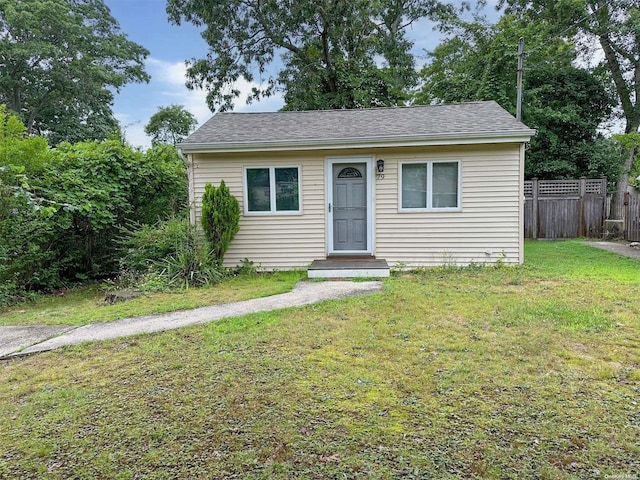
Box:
left=177, top=129, right=537, bottom=154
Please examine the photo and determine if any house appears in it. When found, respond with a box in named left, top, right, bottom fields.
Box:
left=178, top=101, right=535, bottom=276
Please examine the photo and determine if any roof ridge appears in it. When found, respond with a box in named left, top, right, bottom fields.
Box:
left=218, top=101, right=498, bottom=116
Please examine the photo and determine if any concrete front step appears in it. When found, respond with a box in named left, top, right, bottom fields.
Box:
left=308, top=258, right=390, bottom=278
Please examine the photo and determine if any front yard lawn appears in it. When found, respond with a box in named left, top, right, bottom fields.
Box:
left=1, top=240, right=639, bottom=479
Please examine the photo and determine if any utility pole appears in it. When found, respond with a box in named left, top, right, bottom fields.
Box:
left=516, top=37, right=524, bottom=122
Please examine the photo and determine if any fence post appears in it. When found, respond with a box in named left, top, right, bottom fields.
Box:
left=579, top=177, right=586, bottom=237
left=601, top=176, right=607, bottom=238
left=624, top=191, right=630, bottom=238
left=532, top=177, right=538, bottom=239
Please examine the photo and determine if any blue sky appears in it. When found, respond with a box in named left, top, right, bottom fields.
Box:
left=104, top=0, right=500, bottom=148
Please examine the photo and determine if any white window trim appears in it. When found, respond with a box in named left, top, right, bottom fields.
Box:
left=398, top=159, right=462, bottom=212
left=243, top=165, right=303, bottom=216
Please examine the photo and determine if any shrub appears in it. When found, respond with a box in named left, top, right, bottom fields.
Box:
left=200, top=180, right=240, bottom=266
left=119, top=217, right=192, bottom=274
left=37, top=141, right=188, bottom=279
left=119, top=216, right=221, bottom=289
left=0, top=108, right=190, bottom=301
left=0, top=201, right=62, bottom=298
left=0, top=111, right=62, bottom=302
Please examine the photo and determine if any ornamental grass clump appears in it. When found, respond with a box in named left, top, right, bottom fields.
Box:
left=119, top=216, right=221, bottom=290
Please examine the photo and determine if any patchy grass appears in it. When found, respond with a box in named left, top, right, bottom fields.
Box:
left=1, top=240, right=639, bottom=479
left=0, top=271, right=305, bottom=326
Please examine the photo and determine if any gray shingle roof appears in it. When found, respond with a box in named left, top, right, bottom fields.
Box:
left=180, top=101, right=534, bottom=150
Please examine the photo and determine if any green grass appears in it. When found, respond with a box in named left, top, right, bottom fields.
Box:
left=0, top=270, right=306, bottom=326
left=1, top=240, right=639, bottom=479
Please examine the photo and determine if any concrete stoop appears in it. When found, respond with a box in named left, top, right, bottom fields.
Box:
left=308, top=258, right=390, bottom=278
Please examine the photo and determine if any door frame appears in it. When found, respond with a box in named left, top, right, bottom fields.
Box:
left=325, top=156, right=374, bottom=256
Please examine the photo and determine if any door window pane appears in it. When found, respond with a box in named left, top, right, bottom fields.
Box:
left=402, top=163, right=427, bottom=209
left=246, top=168, right=270, bottom=211
left=275, top=167, right=299, bottom=211
left=432, top=162, right=458, bottom=208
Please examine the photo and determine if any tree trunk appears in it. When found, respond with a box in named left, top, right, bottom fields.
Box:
left=26, top=110, right=38, bottom=136
left=610, top=123, right=639, bottom=221
left=591, top=2, right=639, bottom=219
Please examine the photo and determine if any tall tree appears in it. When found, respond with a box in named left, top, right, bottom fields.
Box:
left=496, top=0, right=640, bottom=201
left=0, top=0, right=150, bottom=144
left=524, top=66, right=617, bottom=179
left=166, top=0, right=457, bottom=111
left=418, top=14, right=617, bottom=179
left=418, top=14, right=575, bottom=108
left=145, top=105, right=198, bottom=145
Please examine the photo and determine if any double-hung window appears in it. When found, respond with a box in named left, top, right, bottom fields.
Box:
left=399, top=160, right=461, bottom=211
left=244, top=166, right=301, bottom=214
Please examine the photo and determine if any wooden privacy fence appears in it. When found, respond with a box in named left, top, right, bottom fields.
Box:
left=606, top=191, right=640, bottom=241
left=524, top=178, right=607, bottom=239
left=625, top=192, right=640, bottom=241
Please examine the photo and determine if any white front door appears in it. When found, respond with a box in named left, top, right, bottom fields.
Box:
left=327, top=157, right=373, bottom=255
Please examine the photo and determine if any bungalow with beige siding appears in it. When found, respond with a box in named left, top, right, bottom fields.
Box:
left=178, top=101, right=535, bottom=277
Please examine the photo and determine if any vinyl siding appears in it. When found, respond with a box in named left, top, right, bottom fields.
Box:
left=189, top=143, right=523, bottom=270
left=375, top=144, right=522, bottom=267
left=191, top=152, right=325, bottom=269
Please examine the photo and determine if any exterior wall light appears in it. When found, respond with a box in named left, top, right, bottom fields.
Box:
left=377, top=159, right=385, bottom=173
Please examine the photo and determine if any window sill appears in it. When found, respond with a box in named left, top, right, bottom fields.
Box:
left=243, top=210, right=303, bottom=216
left=397, top=207, right=462, bottom=213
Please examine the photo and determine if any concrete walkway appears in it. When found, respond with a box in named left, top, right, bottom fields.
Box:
left=0, top=280, right=382, bottom=359
left=584, top=241, right=640, bottom=259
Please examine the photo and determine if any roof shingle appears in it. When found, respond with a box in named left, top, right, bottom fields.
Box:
left=181, top=101, right=534, bottom=148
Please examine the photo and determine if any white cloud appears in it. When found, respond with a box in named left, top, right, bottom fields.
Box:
left=122, top=123, right=148, bottom=150
left=144, top=58, right=211, bottom=132
left=146, top=58, right=191, bottom=87
left=116, top=57, right=284, bottom=149
left=113, top=112, right=144, bottom=150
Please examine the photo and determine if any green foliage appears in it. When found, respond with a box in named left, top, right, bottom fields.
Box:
left=613, top=132, right=640, bottom=188
left=0, top=0, right=149, bottom=144
left=497, top=0, right=640, bottom=194
left=236, top=258, right=257, bottom=276
left=497, top=0, right=640, bottom=131
left=201, top=181, right=240, bottom=266
left=0, top=186, right=61, bottom=304
left=418, top=14, right=577, bottom=107
left=0, top=111, right=188, bottom=302
left=418, top=15, right=617, bottom=179
left=120, top=217, right=192, bottom=274
left=0, top=105, right=51, bottom=173
left=144, top=105, right=198, bottom=145
left=35, top=141, right=187, bottom=279
left=0, top=104, right=26, bottom=137
left=119, top=216, right=221, bottom=290
left=160, top=240, right=222, bottom=289
left=613, top=132, right=640, bottom=151
left=167, top=0, right=456, bottom=111
left=0, top=107, right=59, bottom=302
left=524, top=66, right=617, bottom=178
left=132, top=145, right=188, bottom=224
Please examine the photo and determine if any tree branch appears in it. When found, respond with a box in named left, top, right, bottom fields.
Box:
left=594, top=5, right=635, bottom=132
left=254, top=0, right=301, bottom=54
